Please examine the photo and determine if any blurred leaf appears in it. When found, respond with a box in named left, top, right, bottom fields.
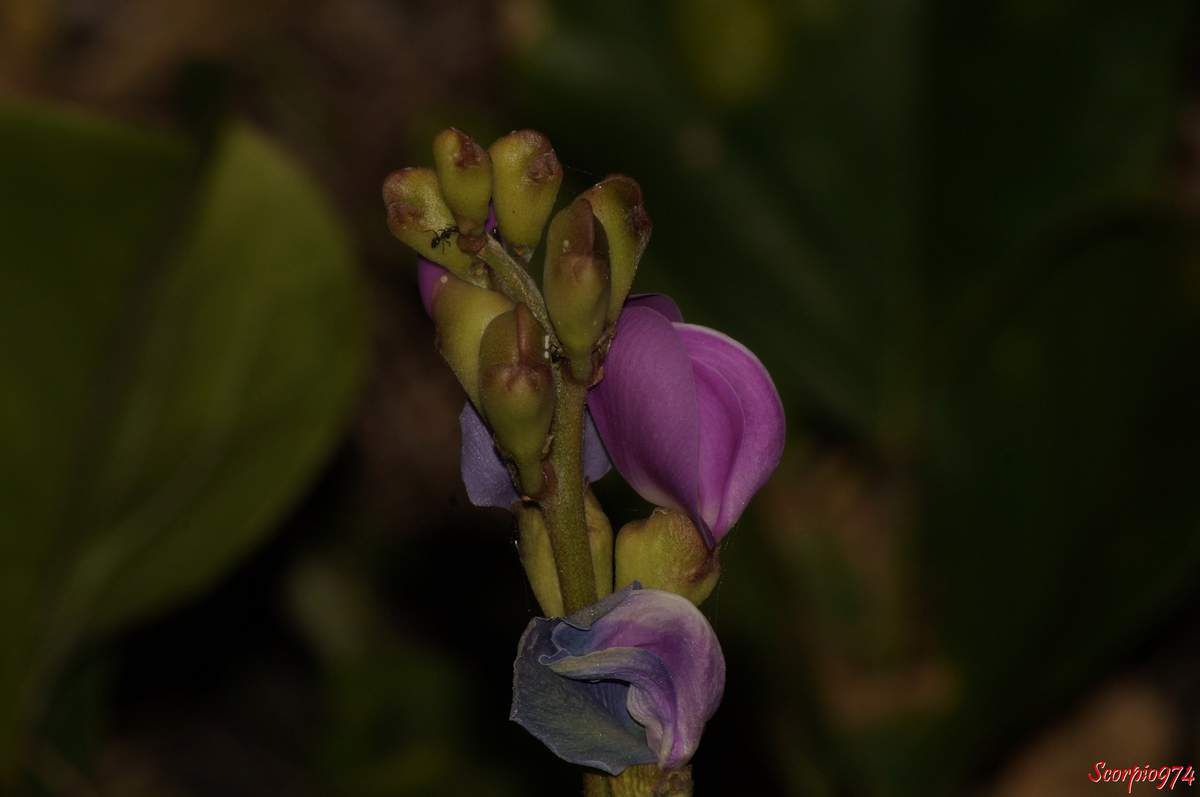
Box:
left=0, top=102, right=366, bottom=777
left=516, top=0, right=1193, bottom=444
left=916, top=222, right=1200, bottom=791
left=516, top=2, right=1199, bottom=794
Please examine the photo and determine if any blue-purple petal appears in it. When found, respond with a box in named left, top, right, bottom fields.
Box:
left=459, top=403, right=520, bottom=508
left=511, top=585, right=724, bottom=773
left=510, top=612, right=653, bottom=774
left=459, top=403, right=612, bottom=510
left=582, top=409, right=612, bottom=485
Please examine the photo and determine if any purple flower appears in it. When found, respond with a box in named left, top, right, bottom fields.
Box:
left=510, top=584, right=724, bottom=773
left=588, top=295, right=785, bottom=547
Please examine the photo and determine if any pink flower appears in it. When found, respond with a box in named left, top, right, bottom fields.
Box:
left=587, top=295, right=785, bottom=546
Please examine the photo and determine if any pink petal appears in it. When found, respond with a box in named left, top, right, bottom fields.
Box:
left=689, top=357, right=743, bottom=534
left=675, top=324, right=786, bottom=539
left=626, top=293, right=684, bottom=323
left=587, top=307, right=703, bottom=537
left=418, top=258, right=450, bottom=317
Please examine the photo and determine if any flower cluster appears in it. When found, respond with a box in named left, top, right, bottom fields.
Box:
left=383, top=128, right=785, bottom=781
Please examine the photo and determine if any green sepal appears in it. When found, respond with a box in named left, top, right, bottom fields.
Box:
left=580, top=175, right=652, bottom=322
left=431, top=273, right=514, bottom=406
left=382, top=166, right=480, bottom=279
left=432, top=127, right=492, bottom=235
left=478, top=304, right=555, bottom=494
left=544, top=196, right=611, bottom=382
left=614, top=508, right=719, bottom=606
left=489, top=129, right=563, bottom=254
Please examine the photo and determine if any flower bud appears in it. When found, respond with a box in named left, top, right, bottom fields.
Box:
left=544, top=197, right=611, bottom=382
left=431, top=273, right=514, bottom=407
left=383, top=167, right=481, bottom=279
left=432, top=127, right=492, bottom=236
left=615, top=508, right=719, bottom=606
left=580, top=176, right=652, bottom=322
left=517, top=490, right=614, bottom=617
left=488, top=129, right=563, bottom=255
left=479, top=304, right=554, bottom=493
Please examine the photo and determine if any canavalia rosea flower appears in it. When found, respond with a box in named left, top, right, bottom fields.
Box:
left=510, top=584, right=724, bottom=774
left=588, top=295, right=785, bottom=547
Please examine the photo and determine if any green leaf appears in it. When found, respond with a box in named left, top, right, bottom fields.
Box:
left=0, top=103, right=366, bottom=777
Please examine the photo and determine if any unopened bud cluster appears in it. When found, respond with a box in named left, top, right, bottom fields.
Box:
left=383, top=128, right=653, bottom=496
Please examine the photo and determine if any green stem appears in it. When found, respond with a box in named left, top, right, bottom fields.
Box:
left=477, top=237, right=559, bottom=348
left=492, top=254, right=681, bottom=794
left=608, top=765, right=692, bottom=796
left=584, top=772, right=612, bottom=797
left=540, top=366, right=597, bottom=615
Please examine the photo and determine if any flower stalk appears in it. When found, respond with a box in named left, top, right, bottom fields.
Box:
left=540, top=364, right=599, bottom=615
left=478, top=235, right=558, bottom=346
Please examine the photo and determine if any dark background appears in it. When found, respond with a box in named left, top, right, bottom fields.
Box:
left=2, top=1, right=1199, bottom=794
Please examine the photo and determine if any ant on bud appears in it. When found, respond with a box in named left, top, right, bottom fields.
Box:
left=429, top=226, right=458, bottom=249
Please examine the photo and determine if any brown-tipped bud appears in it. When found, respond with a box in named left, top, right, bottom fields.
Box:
left=431, top=273, right=514, bottom=407
left=580, top=175, right=652, bottom=322
left=432, top=128, right=492, bottom=235
left=382, top=167, right=477, bottom=278
left=517, top=490, right=614, bottom=617
left=544, top=197, right=611, bottom=382
left=478, top=304, right=554, bottom=494
left=488, top=129, right=563, bottom=254
left=615, top=508, right=719, bottom=606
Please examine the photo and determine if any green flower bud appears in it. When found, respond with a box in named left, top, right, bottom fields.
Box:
left=614, top=508, right=719, bottom=606
left=517, top=490, right=614, bottom=617
left=488, top=129, right=563, bottom=255
left=431, top=273, right=514, bottom=406
left=544, top=196, right=611, bottom=382
left=580, top=175, right=652, bottom=322
left=479, top=304, right=554, bottom=494
left=382, top=167, right=481, bottom=280
left=432, top=127, right=492, bottom=236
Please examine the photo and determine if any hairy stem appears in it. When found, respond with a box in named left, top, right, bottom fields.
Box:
left=584, top=772, right=612, bottom=797
left=541, top=366, right=597, bottom=615
left=608, top=765, right=693, bottom=796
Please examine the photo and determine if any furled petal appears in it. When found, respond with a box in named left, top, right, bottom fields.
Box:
left=581, top=406, right=612, bottom=486
left=459, top=403, right=611, bottom=509
left=417, top=258, right=449, bottom=316
left=460, top=403, right=520, bottom=508
left=511, top=585, right=724, bottom=773
left=587, top=306, right=708, bottom=542
left=675, top=325, right=786, bottom=537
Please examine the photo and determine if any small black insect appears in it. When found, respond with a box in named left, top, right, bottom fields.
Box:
left=429, top=226, right=458, bottom=248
